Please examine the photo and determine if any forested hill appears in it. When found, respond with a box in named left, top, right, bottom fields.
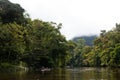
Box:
left=72, top=35, right=97, bottom=46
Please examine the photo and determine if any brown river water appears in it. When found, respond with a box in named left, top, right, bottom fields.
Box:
left=0, top=67, right=120, bottom=80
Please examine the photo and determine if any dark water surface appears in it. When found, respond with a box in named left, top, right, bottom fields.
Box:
left=0, top=67, right=120, bottom=80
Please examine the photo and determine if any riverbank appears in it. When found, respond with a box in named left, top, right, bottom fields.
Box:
left=0, top=63, right=28, bottom=72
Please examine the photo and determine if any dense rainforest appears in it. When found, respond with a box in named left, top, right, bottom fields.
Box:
left=0, top=0, right=75, bottom=71
left=70, top=25, right=120, bottom=67
left=0, top=0, right=120, bottom=71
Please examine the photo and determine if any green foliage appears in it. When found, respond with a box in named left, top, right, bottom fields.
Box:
left=0, top=62, right=18, bottom=72
left=0, top=19, right=70, bottom=69
left=109, top=44, right=120, bottom=67
left=0, top=0, right=73, bottom=70
left=90, top=24, right=120, bottom=67
left=70, top=23, right=120, bottom=67
left=0, top=0, right=26, bottom=25
left=0, top=23, right=26, bottom=64
left=69, top=39, right=86, bottom=67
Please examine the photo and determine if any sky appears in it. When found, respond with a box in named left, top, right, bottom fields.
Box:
left=9, top=0, right=120, bottom=40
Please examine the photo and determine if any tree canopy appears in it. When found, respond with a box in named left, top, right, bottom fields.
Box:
left=0, top=0, right=73, bottom=70
left=0, top=0, right=25, bottom=24
left=70, top=24, right=120, bottom=67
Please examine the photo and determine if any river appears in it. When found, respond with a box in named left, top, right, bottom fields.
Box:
left=0, top=67, right=120, bottom=80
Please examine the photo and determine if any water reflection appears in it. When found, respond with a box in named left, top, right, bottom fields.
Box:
left=0, top=67, right=120, bottom=80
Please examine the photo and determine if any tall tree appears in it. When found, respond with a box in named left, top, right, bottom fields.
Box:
left=0, top=0, right=26, bottom=24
